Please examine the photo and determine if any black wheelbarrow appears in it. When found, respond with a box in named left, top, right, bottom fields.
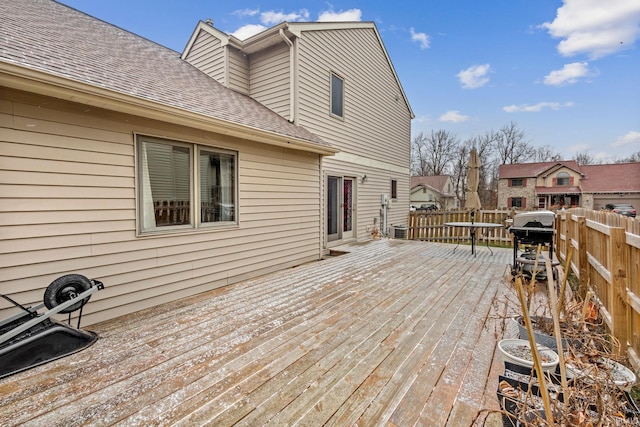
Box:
left=0, top=274, right=104, bottom=379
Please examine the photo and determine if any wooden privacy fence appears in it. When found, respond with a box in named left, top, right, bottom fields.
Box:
left=407, top=209, right=512, bottom=245
left=555, top=208, right=640, bottom=370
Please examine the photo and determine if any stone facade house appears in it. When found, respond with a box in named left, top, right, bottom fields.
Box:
left=498, top=161, right=640, bottom=210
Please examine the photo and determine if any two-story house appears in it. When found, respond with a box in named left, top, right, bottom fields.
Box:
left=498, top=161, right=640, bottom=210
left=0, top=0, right=412, bottom=324
left=409, top=175, right=458, bottom=210
left=181, top=20, right=414, bottom=245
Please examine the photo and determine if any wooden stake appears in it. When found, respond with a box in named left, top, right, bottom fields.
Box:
left=546, top=257, right=569, bottom=396
left=514, top=276, right=554, bottom=424
left=582, top=288, right=593, bottom=323
left=557, top=245, right=573, bottom=316
left=526, top=244, right=542, bottom=312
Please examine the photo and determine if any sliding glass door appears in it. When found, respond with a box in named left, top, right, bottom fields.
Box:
left=327, top=176, right=354, bottom=242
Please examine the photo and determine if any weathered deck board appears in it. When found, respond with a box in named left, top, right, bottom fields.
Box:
left=445, top=282, right=511, bottom=426
left=0, top=239, right=515, bottom=426
left=414, top=264, right=502, bottom=426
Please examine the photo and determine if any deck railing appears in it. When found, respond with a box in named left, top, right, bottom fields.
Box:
left=407, top=209, right=513, bottom=245
left=555, top=208, right=640, bottom=370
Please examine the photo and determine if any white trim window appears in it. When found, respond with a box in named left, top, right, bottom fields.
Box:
left=331, top=72, right=344, bottom=118
left=137, top=135, right=237, bottom=233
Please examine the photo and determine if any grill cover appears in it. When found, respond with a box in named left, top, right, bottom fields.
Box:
left=512, top=210, right=555, bottom=228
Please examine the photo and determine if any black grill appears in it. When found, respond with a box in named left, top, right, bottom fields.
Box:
left=509, top=211, right=555, bottom=272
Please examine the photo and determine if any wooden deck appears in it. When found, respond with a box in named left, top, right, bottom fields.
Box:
left=0, top=239, right=519, bottom=426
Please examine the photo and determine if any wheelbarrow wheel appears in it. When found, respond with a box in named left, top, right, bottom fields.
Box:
left=44, top=274, right=92, bottom=313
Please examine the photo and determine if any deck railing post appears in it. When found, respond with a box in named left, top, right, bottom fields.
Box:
left=577, top=216, right=588, bottom=296
left=609, top=227, right=629, bottom=356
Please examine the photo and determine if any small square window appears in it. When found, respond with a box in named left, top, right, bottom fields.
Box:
left=331, top=73, right=344, bottom=117
left=511, top=178, right=523, bottom=187
left=510, top=197, right=524, bottom=208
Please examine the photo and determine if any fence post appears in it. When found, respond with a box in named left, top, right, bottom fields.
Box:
left=555, top=211, right=566, bottom=262
left=610, top=227, right=629, bottom=356
left=577, top=216, right=588, bottom=297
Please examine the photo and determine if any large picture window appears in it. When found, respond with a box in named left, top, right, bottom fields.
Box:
left=331, top=73, right=344, bottom=118
left=137, top=136, right=237, bottom=233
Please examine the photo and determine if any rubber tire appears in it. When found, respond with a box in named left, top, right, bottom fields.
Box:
left=44, top=274, right=92, bottom=314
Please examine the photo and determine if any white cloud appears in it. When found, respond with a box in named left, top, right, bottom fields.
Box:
left=541, top=0, right=640, bottom=59
left=232, top=8, right=260, bottom=18
left=318, top=8, right=362, bottom=22
left=229, top=8, right=311, bottom=39
left=231, top=24, right=267, bottom=40
left=413, top=115, right=431, bottom=124
left=612, top=131, right=640, bottom=148
left=439, top=110, right=469, bottom=122
left=410, top=28, right=430, bottom=49
left=457, top=64, right=490, bottom=89
left=503, top=101, right=574, bottom=113
left=261, top=10, right=310, bottom=25
left=544, top=62, right=592, bottom=86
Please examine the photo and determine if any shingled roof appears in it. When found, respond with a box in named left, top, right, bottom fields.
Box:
left=499, top=160, right=640, bottom=193
left=410, top=175, right=453, bottom=195
left=580, top=163, right=640, bottom=193
left=498, top=161, right=582, bottom=179
left=0, top=0, right=332, bottom=152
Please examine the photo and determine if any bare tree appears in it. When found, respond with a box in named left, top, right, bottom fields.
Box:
left=451, top=143, right=469, bottom=206
left=411, top=130, right=458, bottom=176
left=494, top=121, right=535, bottom=164
left=573, top=151, right=598, bottom=165
left=534, top=145, right=562, bottom=162
left=474, top=132, right=498, bottom=208
left=455, top=133, right=497, bottom=208
left=410, top=132, right=430, bottom=176
left=615, top=151, right=640, bottom=163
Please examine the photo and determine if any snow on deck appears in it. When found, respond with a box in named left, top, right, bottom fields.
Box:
left=0, top=239, right=516, bottom=426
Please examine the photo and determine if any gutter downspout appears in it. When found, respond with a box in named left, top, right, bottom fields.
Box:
left=279, top=28, right=296, bottom=124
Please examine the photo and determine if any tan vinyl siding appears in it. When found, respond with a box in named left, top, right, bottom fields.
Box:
left=228, top=47, right=249, bottom=94
left=183, top=29, right=226, bottom=85
left=249, top=44, right=291, bottom=120
left=296, top=28, right=411, bottom=168
left=296, top=28, right=412, bottom=242
left=0, top=88, right=321, bottom=325
left=323, top=157, right=410, bottom=241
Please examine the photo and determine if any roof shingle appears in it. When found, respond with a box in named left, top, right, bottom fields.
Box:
left=580, top=163, right=640, bottom=192
left=0, top=0, right=329, bottom=148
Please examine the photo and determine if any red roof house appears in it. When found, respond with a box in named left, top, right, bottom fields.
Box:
left=497, top=161, right=640, bottom=210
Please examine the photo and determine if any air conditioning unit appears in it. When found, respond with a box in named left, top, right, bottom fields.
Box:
left=393, top=226, right=407, bottom=239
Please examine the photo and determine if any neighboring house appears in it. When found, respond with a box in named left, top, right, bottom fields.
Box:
left=498, top=161, right=640, bottom=210
left=182, top=20, right=414, bottom=244
left=0, top=1, right=412, bottom=324
left=410, top=175, right=458, bottom=210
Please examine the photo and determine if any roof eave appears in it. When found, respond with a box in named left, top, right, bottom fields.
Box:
left=0, top=61, right=338, bottom=156
left=181, top=21, right=244, bottom=60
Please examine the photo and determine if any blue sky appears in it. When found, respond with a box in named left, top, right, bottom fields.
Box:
left=58, top=0, right=640, bottom=162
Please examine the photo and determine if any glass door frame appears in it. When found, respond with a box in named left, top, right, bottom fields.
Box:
left=326, top=175, right=356, bottom=243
